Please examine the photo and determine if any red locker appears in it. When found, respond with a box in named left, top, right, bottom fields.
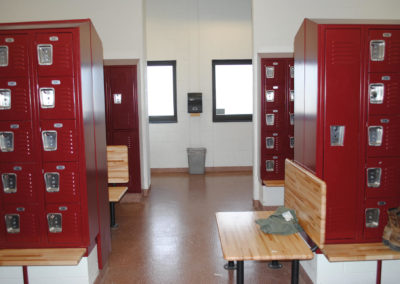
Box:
left=34, top=32, right=74, bottom=77
left=264, top=133, right=282, bottom=155
left=368, top=29, right=400, bottom=73
left=0, top=78, right=31, bottom=121
left=45, top=203, right=82, bottom=244
left=37, top=77, right=76, bottom=120
left=0, top=163, right=40, bottom=204
left=3, top=205, right=41, bottom=246
left=263, top=60, right=285, bottom=84
left=264, top=84, right=285, bottom=109
left=264, top=109, right=284, bottom=132
left=262, top=155, right=285, bottom=180
left=368, top=73, right=400, bottom=115
left=43, top=162, right=79, bottom=203
left=294, top=19, right=400, bottom=244
left=0, top=121, right=33, bottom=162
left=0, top=34, right=29, bottom=78
left=40, top=120, right=78, bottom=162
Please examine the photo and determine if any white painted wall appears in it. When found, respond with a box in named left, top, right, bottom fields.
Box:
left=252, top=0, right=400, bottom=200
left=146, top=0, right=253, bottom=168
left=0, top=0, right=151, bottom=189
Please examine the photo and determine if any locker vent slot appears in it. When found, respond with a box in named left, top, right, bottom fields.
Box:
left=42, top=130, right=57, bottom=151
left=0, top=89, right=11, bottom=110
left=266, top=114, right=275, bottom=126
left=0, top=131, right=14, bottom=152
left=0, top=46, right=8, bottom=66
left=266, top=137, right=275, bottom=149
left=44, top=172, right=60, bottom=192
left=290, top=90, right=294, bottom=102
left=5, top=214, right=20, bottom=233
left=369, top=84, right=384, bottom=104
left=370, top=40, right=385, bottom=61
left=47, top=213, right=62, bottom=233
left=367, top=168, right=381, bottom=188
left=290, top=137, right=294, bottom=148
left=266, top=160, right=274, bottom=172
left=266, top=90, right=275, bottom=102
left=37, top=44, right=53, bottom=65
left=2, top=173, right=17, bottom=193
left=266, top=66, right=274, bottom=78
left=365, top=208, right=380, bottom=228
left=39, top=87, right=55, bottom=109
left=368, top=126, right=383, bottom=146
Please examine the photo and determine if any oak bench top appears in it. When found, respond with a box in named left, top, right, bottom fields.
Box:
left=0, top=248, right=86, bottom=266
left=216, top=211, right=313, bottom=261
left=108, top=186, right=128, bottom=203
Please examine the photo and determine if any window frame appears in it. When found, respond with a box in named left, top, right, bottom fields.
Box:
left=147, top=60, right=178, bottom=123
left=212, top=59, right=253, bottom=122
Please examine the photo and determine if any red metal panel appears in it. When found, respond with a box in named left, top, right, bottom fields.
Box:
left=264, top=109, right=284, bottom=132
left=45, top=203, right=82, bottom=244
left=0, top=33, right=29, bottom=78
left=264, top=83, right=285, bottom=109
left=323, top=28, right=362, bottom=242
left=43, top=162, right=79, bottom=203
left=262, top=155, right=285, bottom=180
left=0, top=78, right=31, bottom=121
left=41, top=120, right=78, bottom=162
left=263, top=59, right=285, bottom=84
left=288, top=60, right=294, bottom=90
left=0, top=121, right=33, bottom=162
left=35, top=32, right=74, bottom=77
left=368, top=29, right=400, bottom=73
left=38, top=77, right=75, bottom=120
left=264, top=133, right=282, bottom=155
left=0, top=163, right=40, bottom=204
left=368, top=73, right=400, bottom=115
left=365, top=158, right=400, bottom=198
left=3, top=205, right=41, bottom=246
left=363, top=198, right=399, bottom=241
left=367, top=116, right=400, bottom=157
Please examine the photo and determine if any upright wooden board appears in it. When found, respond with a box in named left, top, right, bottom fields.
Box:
left=284, top=159, right=326, bottom=249
left=107, top=145, right=129, bottom=183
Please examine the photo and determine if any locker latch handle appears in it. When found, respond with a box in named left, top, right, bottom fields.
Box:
left=113, top=93, right=122, bottom=104
left=330, top=125, right=345, bottom=146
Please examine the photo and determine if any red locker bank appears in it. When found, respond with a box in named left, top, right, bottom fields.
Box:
left=0, top=20, right=110, bottom=267
left=294, top=19, right=400, bottom=244
left=260, top=58, right=294, bottom=181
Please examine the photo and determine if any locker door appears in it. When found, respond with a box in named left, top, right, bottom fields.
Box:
left=367, top=116, right=400, bottom=157
left=38, top=77, right=75, bottom=120
left=368, top=29, right=400, bottom=73
left=324, top=28, right=362, bottom=241
left=264, top=109, right=284, bottom=132
left=264, top=84, right=285, bottom=109
left=363, top=198, right=399, bottom=241
left=262, top=155, right=284, bottom=180
left=0, top=163, right=39, bottom=204
left=3, top=205, right=41, bottom=246
left=0, top=78, right=31, bottom=121
left=264, top=133, right=282, bottom=155
left=264, top=60, right=285, bottom=84
left=0, top=121, right=33, bottom=162
left=365, top=158, right=400, bottom=198
left=0, top=34, right=29, bottom=78
left=41, top=120, right=78, bottom=162
left=43, top=162, right=79, bottom=203
left=35, top=32, right=74, bottom=77
left=368, top=73, right=400, bottom=115
left=45, top=203, right=82, bottom=244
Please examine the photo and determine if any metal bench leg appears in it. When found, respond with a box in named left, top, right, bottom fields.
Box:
left=224, top=261, right=237, bottom=270
left=268, top=260, right=283, bottom=269
left=110, top=202, right=119, bottom=229
left=291, top=260, right=299, bottom=284
left=237, top=261, right=244, bottom=284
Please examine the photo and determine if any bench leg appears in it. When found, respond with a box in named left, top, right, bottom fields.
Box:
left=291, top=260, right=299, bottom=284
left=237, top=261, right=244, bottom=284
left=110, top=202, right=119, bottom=229
left=224, top=261, right=237, bottom=270
left=23, top=266, right=29, bottom=284
left=268, top=260, right=283, bottom=269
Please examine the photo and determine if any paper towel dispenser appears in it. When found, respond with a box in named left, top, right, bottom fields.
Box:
left=188, top=93, right=202, bottom=113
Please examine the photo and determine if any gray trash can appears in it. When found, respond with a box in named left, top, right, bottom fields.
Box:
left=187, top=147, right=206, bottom=174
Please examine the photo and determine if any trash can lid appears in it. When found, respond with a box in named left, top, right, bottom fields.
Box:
left=187, top=147, right=206, bottom=153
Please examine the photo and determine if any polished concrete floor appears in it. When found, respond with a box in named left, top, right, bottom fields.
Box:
left=96, top=172, right=312, bottom=284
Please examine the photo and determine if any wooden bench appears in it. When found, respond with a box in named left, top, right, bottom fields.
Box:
left=107, top=145, right=129, bottom=228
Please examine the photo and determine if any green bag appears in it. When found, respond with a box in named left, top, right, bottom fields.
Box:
left=256, top=207, right=303, bottom=235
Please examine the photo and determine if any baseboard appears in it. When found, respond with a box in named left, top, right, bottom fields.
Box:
left=252, top=199, right=279, bottom=211
left=151, top=166, right=252, bottom=174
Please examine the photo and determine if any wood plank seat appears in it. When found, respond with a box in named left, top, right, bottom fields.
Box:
left=107, top=145, right=129, bottom=228
left=0, top=248, right=86, bottom=266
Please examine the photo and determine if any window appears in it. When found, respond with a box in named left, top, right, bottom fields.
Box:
left=212, top=59, right=253, bottom=122
left=147, top=61, right=177, bottom=123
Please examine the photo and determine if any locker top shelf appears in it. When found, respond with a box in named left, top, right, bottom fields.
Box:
left=306, top=18, right=400, bottom=26
left=0, top=19, right=93, bottom=30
